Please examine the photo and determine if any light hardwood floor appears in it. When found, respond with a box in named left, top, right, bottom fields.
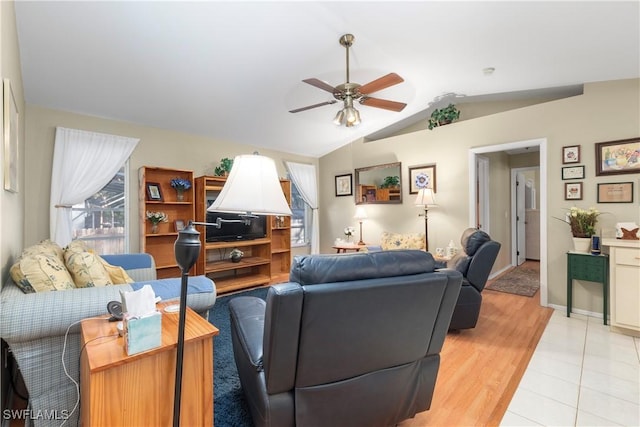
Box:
left=8, top=264, right=550, bottom=427
left=400, top=262, right=552, bottom=426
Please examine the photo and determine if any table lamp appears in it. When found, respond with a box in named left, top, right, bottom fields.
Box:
left=414, top=188, right=437, bottom=251
left=172, top=154, right=291, bottom=427
left=354, top=206, right=368, bottom=245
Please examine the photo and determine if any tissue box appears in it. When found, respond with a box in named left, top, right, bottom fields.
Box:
left=125, top=311, right=162, bottom=355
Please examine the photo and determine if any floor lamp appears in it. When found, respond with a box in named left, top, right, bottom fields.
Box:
left=354, top=206, right=367, bottom=245
left=172, top=154, right=291, bottom=426
left=415, top=188, right=437, bottom=251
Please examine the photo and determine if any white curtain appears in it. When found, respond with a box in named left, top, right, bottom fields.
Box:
left=50, top=127, right=139, bottom=247
left=284, top=161, right=319, bottom=254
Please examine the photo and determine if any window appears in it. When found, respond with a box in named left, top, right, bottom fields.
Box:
left=71, top=165, right=128, bottom=254
left=290, top=181, right=311, bottom=246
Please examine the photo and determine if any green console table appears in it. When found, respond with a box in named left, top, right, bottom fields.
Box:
left=566, top=252, right=609, bottom=325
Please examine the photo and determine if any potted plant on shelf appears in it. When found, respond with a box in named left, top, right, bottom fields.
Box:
left=427, top=104, right=460, bottom=130
left=214, top=158, right=234, bottom=176
left=146, top=211, right=168, bottom=234
left=230, top=248, right=244, bottom=263
left=170, top=177, right=191, bottom=201
left=380, top=175, right=400, bottom=189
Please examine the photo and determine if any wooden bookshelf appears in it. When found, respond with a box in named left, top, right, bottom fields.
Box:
left=193, top=176, right=292, bottom=293
left=139, top=166, right=195, bottom=279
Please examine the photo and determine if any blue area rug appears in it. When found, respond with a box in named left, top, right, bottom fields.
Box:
left=209, top=287, right=268, bottom=427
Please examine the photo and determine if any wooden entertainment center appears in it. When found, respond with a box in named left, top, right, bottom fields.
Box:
left=140, top=167, right=291, bottom=293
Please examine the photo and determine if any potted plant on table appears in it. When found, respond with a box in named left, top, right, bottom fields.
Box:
left=427, top=104, right=460, bottom=130
left=556, top=207, right=600, bottom=252
left=170, top=177, right=191, bottom=201
left=146, top=211, right=168, bottom=234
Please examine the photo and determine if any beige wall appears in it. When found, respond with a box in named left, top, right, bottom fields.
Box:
left=23, top=105, right=317, bottom=253
left=1, top=1, right=25, bottom=285
left=319, top=78, right=640, bottom=314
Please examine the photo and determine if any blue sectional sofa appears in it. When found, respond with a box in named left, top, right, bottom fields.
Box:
left=0, top=253, right=217, bottom=427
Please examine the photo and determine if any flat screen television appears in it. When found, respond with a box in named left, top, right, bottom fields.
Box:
left=205, top=211, right=267, bottom=242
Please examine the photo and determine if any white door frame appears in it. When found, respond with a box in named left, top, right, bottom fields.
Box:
left=468, top=138, right=548, bottom=307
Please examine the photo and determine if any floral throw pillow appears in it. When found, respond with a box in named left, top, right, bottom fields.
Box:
left=64, top=240, right=113, bottom=288
left=380, top=232, right=426, bottom=251
left=10, top=252, right=75, bottom=293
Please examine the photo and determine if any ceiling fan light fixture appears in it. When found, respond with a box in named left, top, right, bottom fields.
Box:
left=345, top=106, right=358, bottom=125
left=353, top=109, right=361, bottom=125
left=290, top=33, right=406, bottom=127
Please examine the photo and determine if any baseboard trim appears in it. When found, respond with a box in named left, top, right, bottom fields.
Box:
left=547, top=304, right=605, bottom=320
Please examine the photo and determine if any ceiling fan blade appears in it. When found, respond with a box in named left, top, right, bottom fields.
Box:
left=360, top=97, right=407, bottom=112
left=289, top=100, right=337, bottom=113
left=302, top=78, right=337, bottom=94
left=358, top=73, right=404, bottom=95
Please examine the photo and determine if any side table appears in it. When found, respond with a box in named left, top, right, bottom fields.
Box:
left=80, top=303, right=219, bottom=426
left=566, top=252, right=609, bottom=325
left=333, top=243, right=368, bottom=253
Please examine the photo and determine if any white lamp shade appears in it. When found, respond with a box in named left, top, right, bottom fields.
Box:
left=415, top=188, right=437, bottom=207
left=208, top=154, right=292, bottom=216
left=354, top=206, right=368, bottom=220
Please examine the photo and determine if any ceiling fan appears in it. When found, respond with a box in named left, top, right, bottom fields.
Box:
left=289, top=34, right=407, bottom=127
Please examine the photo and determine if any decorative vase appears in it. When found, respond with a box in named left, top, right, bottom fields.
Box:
left=176, top=188, right=184, bottom=202
left=231, top=254, right=242, bottom=263
left=572, top=237, right=591, bottom=253
left=151, top=223, right=159, bottom=234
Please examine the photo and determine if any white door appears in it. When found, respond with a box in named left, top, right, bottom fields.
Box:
left=516, top=172, right=526, bottom=265
left=476, top=156, right=490, bottom=232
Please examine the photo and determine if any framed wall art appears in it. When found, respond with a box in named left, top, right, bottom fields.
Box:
left=597, top=182, right=634, bottom=203
left=562, top=145, right=580, bottom=164
left=335, top=173, right=353, bottom=197
left=561, top=165, right=585, bottom=180
left=146, top=182, right=163, bottom=201
left=595, top=137, right=640, bottom=176
left=564, top=182, right=582, bottom=200
left=408, top=164, right=437, bottom=194
left=3, top=78, right=18, bottom=193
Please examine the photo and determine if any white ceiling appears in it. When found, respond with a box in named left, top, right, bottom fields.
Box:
left=14, top=1, right=640, bottom=158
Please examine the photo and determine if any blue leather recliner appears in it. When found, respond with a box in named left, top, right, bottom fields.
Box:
left=228, top=250, right=462, bottom=427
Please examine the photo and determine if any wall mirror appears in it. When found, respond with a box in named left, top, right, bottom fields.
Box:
left=355, top=162, right=402, bottom=204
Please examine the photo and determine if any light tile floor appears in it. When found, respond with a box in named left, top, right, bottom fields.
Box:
left=501, top=309, right=640, bottom=426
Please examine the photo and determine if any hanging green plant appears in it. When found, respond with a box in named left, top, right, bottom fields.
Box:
left=214, top=157, right=234, bottom=176
left=427, top=104, right=460, bottom=130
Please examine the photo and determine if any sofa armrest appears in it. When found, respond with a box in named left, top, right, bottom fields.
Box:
left=0, top=280, right=134, bottom=343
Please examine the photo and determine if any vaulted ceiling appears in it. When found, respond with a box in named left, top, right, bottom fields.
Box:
left=15, top=1, right=640, bottom=157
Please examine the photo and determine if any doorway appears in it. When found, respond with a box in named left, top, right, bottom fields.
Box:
left=511, top=166, right=540, bottom=266
left=468, top=138, right=548, bottom=307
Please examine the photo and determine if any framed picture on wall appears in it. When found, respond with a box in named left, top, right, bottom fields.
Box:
left=562, top=145, right=581, bottom=164
left=564, top=182, right=583, bottom=200
left=408, top=164, right=437, bottom=194
left=595, top=137, right=640, bottom=176
left=3, top=78, right=19, bottom=193
left=597, top=182, right=634, bottom=203
left=561, top=165, right=585, bottom=180
left=335, top=173, right=353, bottom=197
